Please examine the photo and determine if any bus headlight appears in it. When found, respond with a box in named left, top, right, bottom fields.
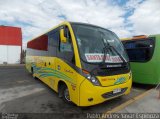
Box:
left=86, top=74, right=101, bottom=86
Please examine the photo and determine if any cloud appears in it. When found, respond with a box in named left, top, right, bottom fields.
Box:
left=127, top=0, right=160, bottom=35
left=0, top=0, right=130, bottom=49
left=125, top=0, right=144, bottom=9
left=2, top=0, right=160, bottom=49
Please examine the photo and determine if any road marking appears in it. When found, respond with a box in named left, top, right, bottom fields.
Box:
left=0, top=84, right=45, bottom=106
left=16, top=80, right=28, bottom=83
left=102, top=89, right=153, bottom=115
left=0, top=104, right=5, bottom=111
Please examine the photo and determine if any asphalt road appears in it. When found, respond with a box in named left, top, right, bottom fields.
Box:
left=0, top=66, right=153, bottom=118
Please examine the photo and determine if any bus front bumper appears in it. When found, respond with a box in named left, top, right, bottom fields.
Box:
left=79, top=79, right=132, bottom=106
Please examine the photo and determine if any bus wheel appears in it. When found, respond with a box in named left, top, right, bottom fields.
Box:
left=31, top=67, right=36, bottom=79
left=61, top=85, right=71, bottom=103
left=31, top=67, right=34, bottom=76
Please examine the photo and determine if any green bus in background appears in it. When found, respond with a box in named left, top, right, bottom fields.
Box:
left=121, top=34, right=160, bottom=85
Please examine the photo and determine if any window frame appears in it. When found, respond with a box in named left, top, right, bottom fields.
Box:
left=57, top=25, right=75, bottom=64
left=59, top=26, right=74, bottom=53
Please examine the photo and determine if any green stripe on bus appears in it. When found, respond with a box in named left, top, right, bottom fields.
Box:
left=34, top=67, right=72, bottom=80
left=33, top=66, right=75, bottom=84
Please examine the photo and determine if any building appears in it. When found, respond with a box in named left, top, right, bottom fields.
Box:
left=0, top=26, right=22, bottom=64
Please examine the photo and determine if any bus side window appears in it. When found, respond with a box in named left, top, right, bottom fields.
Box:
left=48, top=30, right=59, bottom=56
left=59, top=26, right=75, bottom=63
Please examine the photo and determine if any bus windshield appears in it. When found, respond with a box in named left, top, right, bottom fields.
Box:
left=123, top=38, right=155, bottom=62
left=72, top=24, right=128, bottom=64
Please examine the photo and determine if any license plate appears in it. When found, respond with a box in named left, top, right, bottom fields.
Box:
left=113, top=88, right=121, bottom=94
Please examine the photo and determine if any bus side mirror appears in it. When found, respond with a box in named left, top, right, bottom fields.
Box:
left=60, top=29, right=67, bottom=43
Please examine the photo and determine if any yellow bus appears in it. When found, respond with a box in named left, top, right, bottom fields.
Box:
left=26, top=21, right=132, bottom=106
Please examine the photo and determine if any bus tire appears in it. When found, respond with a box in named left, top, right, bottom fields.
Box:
left=59, top=84, right=72, bottom=104
left=31, top=67, right=36, bottom=79
left=31, top=67, right=34, bottom=75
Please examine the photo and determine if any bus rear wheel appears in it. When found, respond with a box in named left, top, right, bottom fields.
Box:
left=31, top=67, right=36, bottom=79
left=31, top=67, right=34, bottom=76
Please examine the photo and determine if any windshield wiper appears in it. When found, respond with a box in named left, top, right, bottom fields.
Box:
left=89, top=44, right=126, bottom=76
left=101, top=42, right=126, bottom=65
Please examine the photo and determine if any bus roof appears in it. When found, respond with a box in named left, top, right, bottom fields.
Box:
left=27, top=21, right=113, bottom=44
left=121, top=34, right=160, bottom=41
left=121, top=35, right=148, bottom=41
left=148, top=33, right=160, bottom=37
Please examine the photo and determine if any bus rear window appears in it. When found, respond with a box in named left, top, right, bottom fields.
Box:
left=123, top=38, right=155, bottom=62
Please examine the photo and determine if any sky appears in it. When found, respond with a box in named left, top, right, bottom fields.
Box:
left=0, top=0, right=160, bottom=49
